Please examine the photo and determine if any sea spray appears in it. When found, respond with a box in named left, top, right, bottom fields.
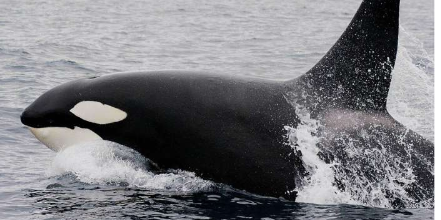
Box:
left=284, top=104, right=433, bottom=208
left=282, top=25, right=434, bottom=208
left=387, top=27, right=434, bottom=141
left=49, top=140, right=213, bottom=193
left=284, top=106, right=357, bottom=205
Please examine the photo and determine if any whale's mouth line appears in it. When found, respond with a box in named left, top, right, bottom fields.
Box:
left=28, top=126, right=102, bottom=152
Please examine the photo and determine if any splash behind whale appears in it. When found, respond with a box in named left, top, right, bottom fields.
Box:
left=21, top=0, right=433, bottom=207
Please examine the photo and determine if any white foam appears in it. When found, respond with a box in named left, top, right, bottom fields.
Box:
left=284, top=106, right=432, bottom=208
left=48, top=140, right=213, bottom=192
left=285, top=106, right=358, bottom=206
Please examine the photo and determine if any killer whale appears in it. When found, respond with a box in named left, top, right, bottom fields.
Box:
left=20, top=0, right=433, bottom=205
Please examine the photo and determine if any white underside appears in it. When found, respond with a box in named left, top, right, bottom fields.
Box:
left=29, top=126, right=102, bottom=152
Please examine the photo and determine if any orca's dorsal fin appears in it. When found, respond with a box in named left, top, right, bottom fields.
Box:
left=294, top=0, right=400, bottom=112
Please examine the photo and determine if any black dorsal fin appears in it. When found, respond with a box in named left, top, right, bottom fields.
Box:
left=293, top=0, right=400, bottom=112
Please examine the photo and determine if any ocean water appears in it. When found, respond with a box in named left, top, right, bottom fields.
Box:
left=0, top=0, right=434, bottom=219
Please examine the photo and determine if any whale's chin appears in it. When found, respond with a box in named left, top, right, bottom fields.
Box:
left=28, top=126, right=102, bottom=152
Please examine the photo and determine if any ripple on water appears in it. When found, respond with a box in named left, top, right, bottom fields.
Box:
left=0, top=0, right=434, bottom=219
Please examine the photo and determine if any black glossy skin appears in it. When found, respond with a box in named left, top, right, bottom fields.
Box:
left=290, top=0, right=400, bottom=115
left=22, top=72, right=302, bottom=199
left=21, top=0, right=434, bottom=204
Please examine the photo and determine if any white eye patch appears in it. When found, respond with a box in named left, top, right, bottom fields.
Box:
left=70, top=101, right=127, bottom=125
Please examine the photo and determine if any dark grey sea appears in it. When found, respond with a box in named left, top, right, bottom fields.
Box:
left=0, top=0, right=433, bottom=219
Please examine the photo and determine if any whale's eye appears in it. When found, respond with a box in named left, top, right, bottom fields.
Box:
left=69, top=101, right=127, bottom=125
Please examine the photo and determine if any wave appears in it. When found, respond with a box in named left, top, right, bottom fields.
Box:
left=48, top=141, right=213, bottom=193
